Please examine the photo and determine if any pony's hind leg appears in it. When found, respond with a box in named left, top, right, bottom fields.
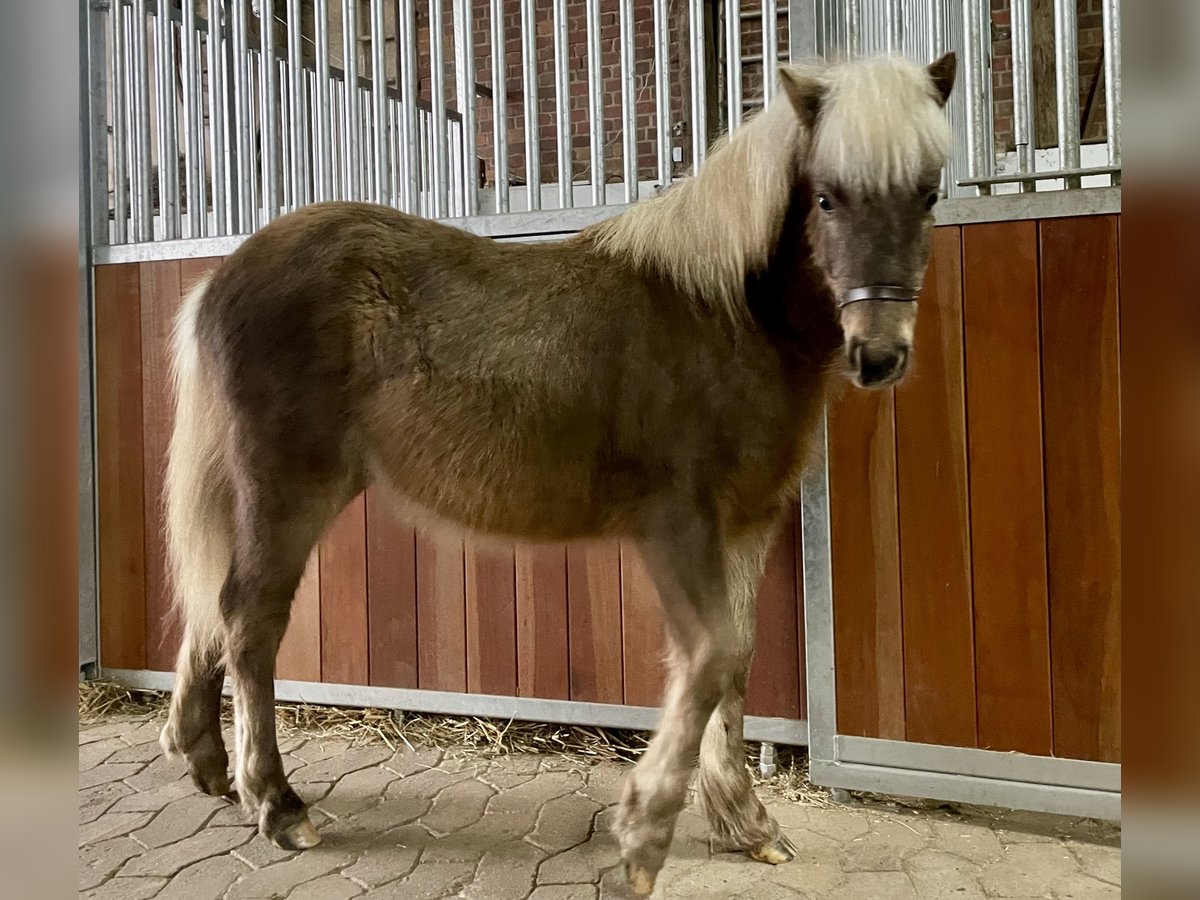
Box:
left=614, top=506, right=735, bottom=896
left=697, top=524, right=795, bottom=865
left=161, top=626, right=229, bottom=797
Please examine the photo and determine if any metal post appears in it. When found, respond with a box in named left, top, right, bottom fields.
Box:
left=1011, top=0, right=1036, bottom=191
left=181, top=0, right=202, bottom=236
left=801, top=409, right=837, bottom=768
left=652, top=0, right=671, bottom=190
left=260, top=0, right=280, bottom=223
left=520, top=0, right=541, bottom=211
left=688, top=0, right=707, bottom=168
left=586, top=0, right=605, bottom=203
left=1101, top=0, right=1120, bottom=174
left=553, top=0, right=572, bottom=208
left=451, top=0, right=479, bottom=214
left=618, top=0, right=637, bottom=202
left=369, top=0, right=389, bottom=204
left=400, top=0, right=420, bottom=212
left=430, top=0, right=450, bottom=217
left=762, top=0, right=779, bottom=105
left=313, top=0, right=333, bottom=201
left=110, top=0, right=129, bottom=244
left=206, top=3, right=228, bottom=234
left=1053, top=0, right=1081, bottom=188
left=286, top=0, right=307, bottom=208
left=130, top=0, right=153, bottom=241
left=723, top=0, right=742, bottom=131
left=155, top=0, right=180, bottom=238
left=489, top=0, right=509, bottom=213
left=961, top=0, right=990, bottom=194
left=341, top=0, right=361, bottom=200
left=788, top=0, right=818, bottom=61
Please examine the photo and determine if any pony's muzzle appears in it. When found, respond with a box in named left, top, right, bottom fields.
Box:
left=848, top=338, right=909, bottom=388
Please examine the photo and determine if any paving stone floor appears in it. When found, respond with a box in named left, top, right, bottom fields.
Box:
left=80, top=715, right=1120, bottom=899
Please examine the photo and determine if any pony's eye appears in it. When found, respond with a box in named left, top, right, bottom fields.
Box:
left=817, top=193, right=835, bottom=212
left=925, top=192, right=939, bottom=209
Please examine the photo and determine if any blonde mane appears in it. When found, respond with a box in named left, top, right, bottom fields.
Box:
left=586, top=56, right=951, bottom=319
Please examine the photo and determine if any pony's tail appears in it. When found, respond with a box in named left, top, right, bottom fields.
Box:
left=165, top=274, right=232, bottom=659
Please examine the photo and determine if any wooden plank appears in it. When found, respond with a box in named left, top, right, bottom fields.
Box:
left=95, top=264, right=147, bottom=670
left=466, top=542, right=518, bottom=696
left=566, top=541, right=624, bottom=705
left=895, top=226, right=978, bottom=748
left=619, top=544, right=666, bottom=708
left=277, top=550, right=321, bottom=682
left=745, top=509, right=802, bottom=719
left=365, top=487, right=418, bottom=688
left=828, top=386, right=904, bottom=740
left=318, top=494, right=370, bottom=685
left=1040, top=215, right=1121, bottom=762
left=139, top=260, right=182, bottom=671
left=963, top=220, right=1053, bottom=755
left=516, top=545, right=570, bottom=700
left=415, top=531, right=468, bottom=692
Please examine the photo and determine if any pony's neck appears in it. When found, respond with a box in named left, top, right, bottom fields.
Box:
left=584, top=102, right=806, bottom=321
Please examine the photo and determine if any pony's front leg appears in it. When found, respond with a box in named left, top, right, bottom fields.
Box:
left=614, top=514, right=735, bottom=896
left=697, top=526, right=796, bottom=864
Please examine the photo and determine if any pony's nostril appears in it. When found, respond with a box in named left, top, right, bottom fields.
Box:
left=847, top=338, right=865, bottom=371
left=857, top=346, right=907, bottom=386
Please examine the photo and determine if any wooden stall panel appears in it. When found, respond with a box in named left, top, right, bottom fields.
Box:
left=828, top=387, right=905, bottom=740
left=962, top=221, right=1053, bottom=755
left=516, top=546, right=570, bottom=700
left=466, top=543, right=518, bottom=696
left=416, top=532, right=468, bottom=691
left=745, top=509, right=803, bottom=720
left=366, top=488, right=419, bottom=688
left=566, top=542, right=625, bottom=705
left=277, top=550, right=321, bottom=682
left=620, top=544, right=666, bottom=708
left=319, top=494, right=370, bottom=685
left=95, top=264, right=147, bottom=670
left=895, top=226, right=978, bottom=748
left=1040, top=216, right=1121, bottom=763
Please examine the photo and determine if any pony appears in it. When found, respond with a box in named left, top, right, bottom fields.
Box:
left=160, top=53, right=956, bottom=895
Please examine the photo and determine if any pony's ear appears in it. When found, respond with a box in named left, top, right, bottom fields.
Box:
left=927, top=52, right=957, bottom=107
left=778, top=68, right=825, bottom=131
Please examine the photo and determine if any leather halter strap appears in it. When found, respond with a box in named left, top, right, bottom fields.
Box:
left=837, top=285, right=919, bottom=309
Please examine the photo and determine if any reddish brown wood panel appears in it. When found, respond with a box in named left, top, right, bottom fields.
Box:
left=415, top=531, right=468, bottom=691
left=319, top=494, right=370, bottom=685
left=95, top=264, right=147, bottom=670
left=829, top=386, right=905, bottom=740
left=895, top=226, right=978, bottom=748
left=516, top=546, right=570, bottom=700
left=566, top=541, right=625, bottom=705
left=278, top=550, right=321, bottom=682
left=745, top=509, right=802, bottom=720
left=365, top=488, right=419, bottom=688
left=619, top=544, right=666, bottom=708
left=139, top=260, right=182, bottom=671
left=1040, top=216, right=1122, bottom=762
left=962, top=220, right=1053, bottom=754
left=466, top=543, right=518, bottom=696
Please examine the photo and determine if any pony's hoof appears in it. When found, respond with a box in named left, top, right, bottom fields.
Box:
left=189, top=768, right=231, bottom=798
left=624, top=862, right=657, bottom=896
left=749, top=833, right=797, bottom=865
left=271, top=816, right=322, bottom=851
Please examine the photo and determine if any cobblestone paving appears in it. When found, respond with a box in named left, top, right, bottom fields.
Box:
left=80, top=716, right=1120, bottom=899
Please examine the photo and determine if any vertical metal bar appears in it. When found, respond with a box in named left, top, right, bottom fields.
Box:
left=489, top=0, right=509, bottom=213
left=586, top=0, right=605, bottom=204
left=155, top=0, right=180, bottom=239
left=206, top=4, right=227, bottom=235
left=618, top=0, right=637, bottom=202
left=847, top=0, right=861, bottom=54
left=341, top=0, right=362, bottom=200
left=1011, top=0, right=1036, bottom=190
left=553, top=0, right=572, bottom=207
left=230, top=0, right=250, bottom=229
left=131, top=2, right=153, bottom=241
left=886, top=0, right=902, bottom=53
left=801, top=409, right=837, bottom=767
left=400, top=0, right=421, bottom=212
left=1101, top=0, right=1120, bottom=172
left=260, top=0, right=280, bottom=222
left=961, top=0, right=989, bottom=194
left=181, top=0, right=201, bottom=236
left=110, top=0, right=129, bottom=244
left=723, top=0, right=741, bottom=131
left=652, top=0, right=671, bottom=190
left=687, top=0, right=706, bottom=169
left=286, top=0, right=306, bottom=207
left=313, top=0, right=333, bottom=201
left=369, top=0, right=389, bottom=204
left=762, top=0, right=778, bottom=105
left=1053, top=0, right=1081, bottom=187
left=430, top=0, right=450, bottom=217
left=928, top=0, right=944, bottom=57
left=452, top=0, right=479, bottom=214
left=519, top=0, right=541, bottom=211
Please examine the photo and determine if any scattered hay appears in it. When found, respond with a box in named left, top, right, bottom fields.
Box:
left=78, top=679, right=829, bottom=803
